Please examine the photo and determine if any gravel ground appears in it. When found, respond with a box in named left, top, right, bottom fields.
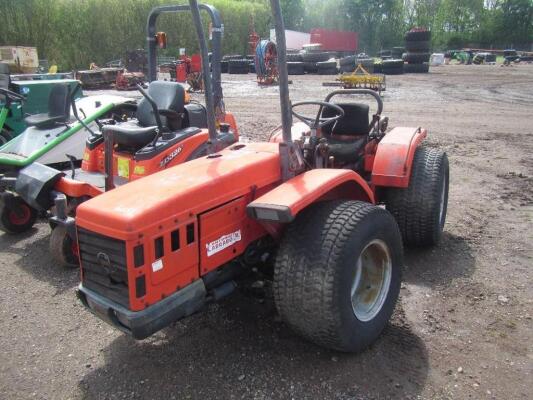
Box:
left=1, top=65, right=532, bottom=400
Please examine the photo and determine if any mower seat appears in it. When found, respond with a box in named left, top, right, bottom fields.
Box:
left=321, top=103, right=371, bottom=163
left=103, top=81, right=186, bottom=151
left=102, top=121, right=157, bottom=149
left=25, top=84, right=71, bottom=128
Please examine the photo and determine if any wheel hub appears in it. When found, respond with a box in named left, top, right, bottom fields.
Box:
left=351, top=239, right=392, bottom=322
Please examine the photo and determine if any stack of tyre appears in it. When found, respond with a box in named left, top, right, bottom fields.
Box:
left=301, top=51, right=331, bottom=74
left=404, top=29, right=431, bottom=73
left=287, top=53, right=305, bottom=75
left=339, top=55, right=374, bottom=73
left=381, top=59, right=404, bottom=75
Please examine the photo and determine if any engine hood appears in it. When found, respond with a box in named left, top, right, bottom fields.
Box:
left=76, top=142, right=281, bottom=239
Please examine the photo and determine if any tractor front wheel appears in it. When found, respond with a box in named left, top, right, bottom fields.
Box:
left=385, top=146, right=449, bottom=246
left=0, top=196, right=38, bottom=234
left=49, top=225, right=79, bottom=268
left=274, top=201, right=403, bottom=353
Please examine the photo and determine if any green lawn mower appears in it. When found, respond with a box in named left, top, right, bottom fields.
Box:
left=0, top=62, right=82, bottom=145
left=0, top=84, right=136, bottom=233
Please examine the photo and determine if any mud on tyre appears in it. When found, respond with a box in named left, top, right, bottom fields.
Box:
left=274, top=201, right=403, bottom=353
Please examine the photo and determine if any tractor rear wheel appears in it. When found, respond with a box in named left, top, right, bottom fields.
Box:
left=0, top=196, right=38, bottom=234
left=385, top=146, right=449, bottom=246
left=49, top=225, right=79, bottom=268
left=274, top=201, right=403, bottom=353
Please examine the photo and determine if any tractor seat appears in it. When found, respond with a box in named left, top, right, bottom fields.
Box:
left=25, top=84, right=71, bottom=128
left=102, top=121, right=158, bottom=149
left=321, top=103, right=371, bottom=163
left=103, top=81, right=186, bottom=151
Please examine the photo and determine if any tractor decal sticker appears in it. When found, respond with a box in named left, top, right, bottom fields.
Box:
left=160, top=146, right=183, bottom=168
left=134, top=165, right=146, bottom=175
left=152, top=259, right=163, bottom=272
left=206, top=230, right=242, bottom=257
left=117, top=157, right=130, bottom=178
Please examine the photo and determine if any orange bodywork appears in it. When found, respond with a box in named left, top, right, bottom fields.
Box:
left=248, top=169, right=374, bottom=222
left=371, top=127, right=427, bottom=188
left=77, top=142, right=280, bottom=310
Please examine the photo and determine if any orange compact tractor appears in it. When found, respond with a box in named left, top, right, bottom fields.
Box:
left=69, top=0, right=447, bottom=352
left=15, top=4, right=238, bottom=267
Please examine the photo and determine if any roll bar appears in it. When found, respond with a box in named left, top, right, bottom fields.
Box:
left=269, top=0, right=292, bottom=144
left=147, top=3, right=223, bottom=145
left=325, top=89, right=383, bottom=115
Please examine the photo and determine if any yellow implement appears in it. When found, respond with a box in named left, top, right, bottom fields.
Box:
left=337, top=63, right=386, bottom=95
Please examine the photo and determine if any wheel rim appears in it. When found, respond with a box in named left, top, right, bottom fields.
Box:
left=8, top=205, right=31, bottom=226
left=351, top=239, right=392, bottom=322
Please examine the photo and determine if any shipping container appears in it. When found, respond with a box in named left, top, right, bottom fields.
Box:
left=310, top=29, right=358, bottom=54
left=0, top=46, right=39, bottom=74
left=270, top=29, right=310, bottom=51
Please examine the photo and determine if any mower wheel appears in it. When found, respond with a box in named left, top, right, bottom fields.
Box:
left=0, top=129, right=13, bottom=146
left=0, top=196, right=38, bottom=234
left=385, top=146, right=449, bottom=246
left=274, top=201, right=403, bottom=353
left=49, top=225, right=79, bottom=268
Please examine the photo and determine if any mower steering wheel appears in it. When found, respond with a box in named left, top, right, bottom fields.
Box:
left=0, top=87, right=26, bottom=102
left=291, top=101, right=344, bottom=130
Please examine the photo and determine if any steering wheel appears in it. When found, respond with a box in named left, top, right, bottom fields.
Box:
left=291, top=101, right=344, bottom=130
left=0, top=87, right=26, bottom=102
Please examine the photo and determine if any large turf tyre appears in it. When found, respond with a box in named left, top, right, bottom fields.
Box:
left=49, top=225, right=79, bottom=268
left=382, top=59, right=404, bottom=75
left=286, top=53, right=303, bottom=62
left=220, top=61, right=228, bottom=73
left=405, top=41, right=430, bottom=52
left=228, top=59, right=249, bottom=74
left=404, top=30, right=431, bottom=42
left=340, top=55, right=356, bottom=66
left=373, top=63, right=383, bottom=73
left=222, top=54, right=242, bottom=61
left=404, top=63, right=430, bottom=73
left=274, top=201, right=403, bottom=353
left=302, top=61, right=318, bottom=73
left=385, top=146, right=449, bottom=246
left=318, top=67, right=338, bottom=75
left=340, top=64, right=356, bottom=73
left=287, top=62, right=305, bottom=75
left=0, top=196, right=38, bottom=234
left=404, top=52, right=430, bottom=64
left=302, top=52, right=330, bottom=63
left=317, top=60, right=336, bottom=69
left=0, top=129, right=13, bottom=146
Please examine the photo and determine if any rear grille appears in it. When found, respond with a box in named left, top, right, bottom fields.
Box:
left=78, top=228, right=129, bottom=308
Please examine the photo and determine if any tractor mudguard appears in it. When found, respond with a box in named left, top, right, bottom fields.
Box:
left=15, top=162, right=64, bottom=211
left=371, top=127, right=427, bottom=188
left=54, top=177, right=103, bottom=199
left=247, top=169, right=375, bottom=223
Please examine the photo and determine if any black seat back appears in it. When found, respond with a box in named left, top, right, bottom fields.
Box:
left=0, top=63, right=10, bottom=102
left=322, top=103, right=370, bottom=136
left=48, top=84, right=71, bottom=122
left=137, top=81, right=185, bottom=129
